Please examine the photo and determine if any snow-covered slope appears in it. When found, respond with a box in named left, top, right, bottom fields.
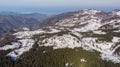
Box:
left=0, top=9, right=120, bottom=63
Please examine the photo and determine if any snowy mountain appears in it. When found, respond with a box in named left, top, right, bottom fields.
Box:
left=0, top=9, right=120, bottom=65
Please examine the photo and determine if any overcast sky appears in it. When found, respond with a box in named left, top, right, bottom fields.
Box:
left=0, top=0, right=120, bottom=14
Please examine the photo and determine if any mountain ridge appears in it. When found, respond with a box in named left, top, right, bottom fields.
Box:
left=0, top=12, right=48, bottom=36
left=0, top=9, right=120, bottom=66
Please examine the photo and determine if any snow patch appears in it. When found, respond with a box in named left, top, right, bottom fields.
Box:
left=14, top=29, right=45, bottom=38
left=74, top=21, right=102, bottom=32
left=93, top=30, right=106, bottom=34
left=112, top=37, right=120, bottom=43
left=7, top=39, right=35, bottom=58
left=41, top=34, right=81, bottom=49
left=0, top=42, right=20, bottom=50
left=80, top=58, right=87, bottom=62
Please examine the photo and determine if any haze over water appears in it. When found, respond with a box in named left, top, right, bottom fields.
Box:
left=0, top=0, right=120, bottom=14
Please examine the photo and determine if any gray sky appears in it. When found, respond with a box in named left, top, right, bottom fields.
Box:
left=0, top=0, right=119, bottom=7
left=0, top=0, right=120, bottom=14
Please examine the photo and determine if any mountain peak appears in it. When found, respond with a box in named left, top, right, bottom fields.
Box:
left=112, top=11, right=120, bottom=16
left=80, top=9, right=102, bottom=15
